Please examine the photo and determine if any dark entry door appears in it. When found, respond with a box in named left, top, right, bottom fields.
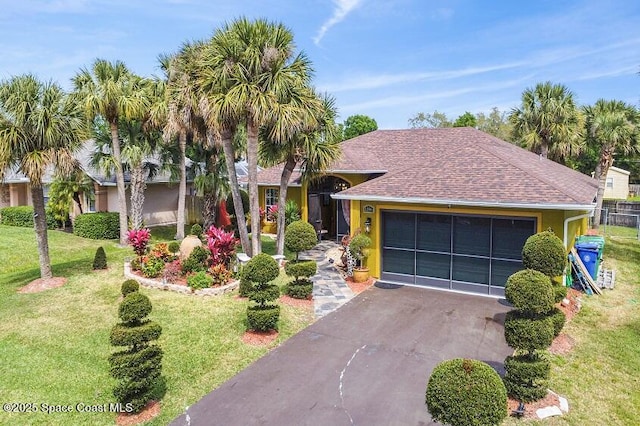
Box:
left=308, top=194, right=322, bottom=236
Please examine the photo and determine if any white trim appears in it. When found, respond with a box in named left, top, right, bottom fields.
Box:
left=609, top=166, right=631, bottom=175
left=331, top=193, right=596, bottom=211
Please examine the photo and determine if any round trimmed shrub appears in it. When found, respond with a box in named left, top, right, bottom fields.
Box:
left=425, top=358, right=507, bottom=426
left=549, top=307, right=566, bottom=337
left=93, top=246, right=107, bottom=270
left=284, top=260, right=317, bottom=280
left=181, top=245, right=209, bottom=274
left=247, top=305, right=280, bottom=332
left=503, top=354, right=550, bottom=402
left=244, top=253, right=279, bottom=285
left=286, top=279, right=313, bottom=300
left=522, top=230, right=566, bottom=277
left=119, top=292, right=152, bottom=324
left=73, top=212, right=119, bottom=239
left=284, top=220, right=317, bottom=259
left=168, top=241, right=180, bottom=254
left=121, top=279, right=140, bottom=297
left=190, top=223, right=203, bottom=237
left=552, top=283, right=568, bottom=303
left=504, top=311, right=554, bottom=353
left=505, top=269, right=554, bottom=315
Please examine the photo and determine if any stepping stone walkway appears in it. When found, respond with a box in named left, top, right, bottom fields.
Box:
left=299, top=240, right=355, bottom=318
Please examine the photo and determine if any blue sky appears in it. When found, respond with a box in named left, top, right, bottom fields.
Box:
left=0, top=0, right=638, bottom=129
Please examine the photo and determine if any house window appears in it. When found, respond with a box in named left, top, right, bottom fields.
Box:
left=265, top=188, right=278, bottom=222
left=606, top=178, right=613, bottom=189
left=43, top=185, right=50, bottom=205
left=85, top=188, right=96, bottom=212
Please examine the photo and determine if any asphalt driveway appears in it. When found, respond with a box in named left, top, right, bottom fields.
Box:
left=171, top=284, right=512, bottom=425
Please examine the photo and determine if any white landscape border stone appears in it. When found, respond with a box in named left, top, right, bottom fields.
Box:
left=124, top=261, right=239, bottom=296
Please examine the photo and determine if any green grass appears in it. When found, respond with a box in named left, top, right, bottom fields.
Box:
left=601, top=224, right=639, bottom=239
left=0, top=225, right=314, bottom=425
left=503, top=235, right=640, bottom=425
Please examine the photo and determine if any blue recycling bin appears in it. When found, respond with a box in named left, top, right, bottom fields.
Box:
left=575, top=242, right=600, bottom=280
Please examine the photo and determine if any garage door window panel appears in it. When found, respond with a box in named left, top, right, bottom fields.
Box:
left=453, top=216, right=491, bottom=256
left=491, top=260, right=524, bottom=288
left=417, top=214, right=451, bottom=252
left=416, top=252, right=451, bottom=279
left=383, top=212, right=415, bottom=249
left=452, top=255, right=490, bottom=285
left=382, top=248, right=415, bottom=276
left=492, top=219, right=534, bottom=260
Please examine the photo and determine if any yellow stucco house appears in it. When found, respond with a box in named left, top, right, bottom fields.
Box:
left=258, top=128, right=597, bottom=297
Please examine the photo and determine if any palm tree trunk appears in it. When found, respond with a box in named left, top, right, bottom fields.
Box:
left=540, top=142, right=549, bottom=159
left=176, top=129, right=187, bottom=239
left=276, top=156, right=296, bottom=255
left=246, top=119, right=262, bottom=255
left=593, top=149, right=613, bottom=229
left=130, top=165, right=146, bottom=230
left=110, top=121, right=129, bottom=245
left=202, top=192, right=217, bottom=231
left=72, top=192, right=84, bottom=214
left=31, top=185, right=52, bottom=279
left=221, top=130, right=251, bottom=256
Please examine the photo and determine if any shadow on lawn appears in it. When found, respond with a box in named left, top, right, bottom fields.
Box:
left=0, top=257, right=100, bottom=289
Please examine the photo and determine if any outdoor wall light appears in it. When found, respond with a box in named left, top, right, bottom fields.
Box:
left=364, top=217, right=372, bottom=233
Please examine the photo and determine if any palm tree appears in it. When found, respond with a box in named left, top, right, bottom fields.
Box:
left=260, top=92, right=341, bottom=255
left=160, top=44, right=208, bottom=239
left=584, top=100, right=640, bottom=228
left=198, top=17, right=316, bottom=256
left=73, top=59, right=149, bottom=245
left=509, top=81, right=583, bottom=162
left=0, top=74, right=87, bottom=279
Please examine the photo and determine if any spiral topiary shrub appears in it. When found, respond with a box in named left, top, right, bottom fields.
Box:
left=109, top=291, right=165, bottom=413
left=93, top=246, right=107, bottom=270
left=244, top=253, right=280, bottom=331
left=503, top=354, right=550, bottom=402
left=522, top=230, right=566, bottom=277
left=284, top=260, right=317, bottom=299
left=121, top=279, right=140, bottom=297
left=284, top=220, right=317, bottom=260
left=425, top=358, right=507, bottom=426
left=285, top=279, right=313, bottom=300
left=505, top=269, right=554, bottom=315
left=548, top=307, right=566, bottom=337
left=238, top=276, right=254, bottom=298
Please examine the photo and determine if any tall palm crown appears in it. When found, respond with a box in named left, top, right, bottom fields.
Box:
left=584, top=99, right=640, bottom=227
left=197, top=17, right=315, bottom=255
left=73, top=59, right=149, bottom=244
left=509, top=81, right=583, bottom=162
left=0, top=74, right=87, bottom=278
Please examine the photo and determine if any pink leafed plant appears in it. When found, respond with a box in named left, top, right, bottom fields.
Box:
left=205, top=225, right=238, bottom=268
left=127, top=228, right=151, bottom=256
left=266, top=205, right=279, bottom=222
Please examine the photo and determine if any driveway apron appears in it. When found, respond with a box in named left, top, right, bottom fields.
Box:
left=171, top=285, right=512, bottom=426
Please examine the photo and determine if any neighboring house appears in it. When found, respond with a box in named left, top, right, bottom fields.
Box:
left=603, top=166, right=630, bottom=200
left=256, top=128, right=597, bottom=297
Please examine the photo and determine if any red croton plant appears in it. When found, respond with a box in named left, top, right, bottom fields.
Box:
left=205, top=226, right=238, bottom=268
left=127, top=228, right=151, bottom=256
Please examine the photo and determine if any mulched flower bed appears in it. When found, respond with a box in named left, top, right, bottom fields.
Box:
left=18, top=277, right=67, bottom=293
left=345, top=276, right=375, bottom=294
left=507, top=392, right=562, bottom=420
left=242, top=330, right=279, bottom=346
left=279, top=295, right=313, bottom=308
left=115, top=401, right=160, bottom=426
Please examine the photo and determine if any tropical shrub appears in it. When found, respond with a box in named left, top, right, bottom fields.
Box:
left=127, top=228, right=151, bottom=257
left=426, top=358, right=507, bottom=426
left=140, top=256, right=164, bottom=279
left=121, top=279, right=139, bottom=297
left=93, top=246, right=107, bottom=270
left=162, top=260, right=182, bottom=284
left=205, top=226, right=237, bottom=268
left=522, top=230, right=566, bottom=277
left=244, top=253, right=280, bottom=331
left=0, top=206, right=57, bottom=229
left=266, top=205, right=278, bottom=222
left=284, top=199, right=301, bottom=226
left=74, top=212, right=119, bottom=239
left=209, top=264, right=232, bottom=286
left=150, top=242, right=172, bottom=261
left=109, top=292, right=165, bottom=412
left=130, top=257, right=141, bottom=271
left=187, top=271, right=213, bottom=290
left=284, top=220, right=317, bottom=260
left=181, top=246, right=209, bottom=274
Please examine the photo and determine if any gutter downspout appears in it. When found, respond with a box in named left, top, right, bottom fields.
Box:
left=563, top=212, right=594, bottom=286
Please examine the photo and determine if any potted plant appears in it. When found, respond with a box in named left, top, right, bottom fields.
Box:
left=348, top=233, right=372, bottom=283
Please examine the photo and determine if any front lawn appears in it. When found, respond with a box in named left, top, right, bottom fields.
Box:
left=0, top=225, right=314, bottom=425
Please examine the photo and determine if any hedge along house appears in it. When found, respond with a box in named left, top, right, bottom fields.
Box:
left=256, top=128, right=598, bottom=297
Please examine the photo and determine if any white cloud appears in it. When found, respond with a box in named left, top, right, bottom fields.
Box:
left=313, top=0, right=363, bottom=46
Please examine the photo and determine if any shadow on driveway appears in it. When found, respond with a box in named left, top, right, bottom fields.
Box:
left=171, top=285, right=512, bottom=425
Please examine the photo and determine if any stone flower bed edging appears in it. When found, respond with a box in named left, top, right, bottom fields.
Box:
left=123, top=261, right=238, bottom=296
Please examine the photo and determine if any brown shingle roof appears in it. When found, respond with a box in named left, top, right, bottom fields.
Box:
left=258, top=128, right=597, bottom=209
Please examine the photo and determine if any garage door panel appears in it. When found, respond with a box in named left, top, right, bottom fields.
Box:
left=417, top=214, right=451, bottom=252
left=383, top=212, right=415, bottom=249
left=490, top=260, right=524, bottom=288
left=452, top=256, right=490, bottom=285
left=416, top=252, right=450, bottom=279
left=492, top=219, right=534, bottom=260
left=453, top=216, right=491, bottom=256
left=382, top=248, right=415, bottom=275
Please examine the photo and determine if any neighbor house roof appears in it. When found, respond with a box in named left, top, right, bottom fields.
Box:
left=257, top=128, right=598, bottom=211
